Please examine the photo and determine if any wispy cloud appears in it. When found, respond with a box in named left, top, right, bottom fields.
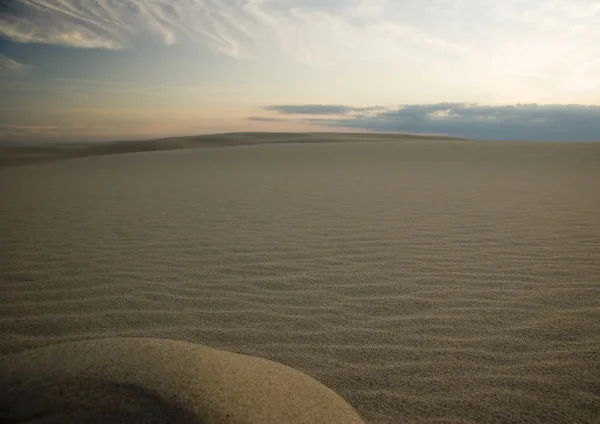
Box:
left=0, top=53, right=32, bottom=74
left=264, top=104, right=385, bottom=115
left=264, top=104, right=354, bottom=115
left=46, top=77, right=236, bottom=95
left=1, top=1, right=598, bottom=100
left=0, top=76, right=236, bottom=105
left=0, top=0, right=473, bottom=65
left=0, top=111, right=239, bottom=142
left=0, top=123, right=113, bottom=134
left=246, top=116, right=287, bottom=122
left=268, top=103, right=600, bottom=141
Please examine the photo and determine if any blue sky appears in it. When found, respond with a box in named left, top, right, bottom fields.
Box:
left=1, top=0, right=599, bottom=142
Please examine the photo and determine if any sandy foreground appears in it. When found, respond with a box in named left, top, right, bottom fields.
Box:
left=1, top=133, right=599, bottom=423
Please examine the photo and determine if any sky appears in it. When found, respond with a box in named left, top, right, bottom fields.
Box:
left=1, top=0, right=599, bottom=143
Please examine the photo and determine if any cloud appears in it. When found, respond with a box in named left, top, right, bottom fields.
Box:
left=45, top=77, right=235, bottom=95
left=268, top=103, right=600, bottom=141
left=246, top=116, right=287, bottom=122
left=0, top=0, right=598, bottom=99
left=264, top=104, right=354, bottom=115
left=0, top=123, right=112, bottom=134
left=0, top=0, right=471, bottom=65
left=264, top=104, right=385, bottom=115
left=0, top=53, right=32, bottom=74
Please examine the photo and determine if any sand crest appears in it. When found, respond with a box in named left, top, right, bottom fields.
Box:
left=0, top=337, right=365, bottom=424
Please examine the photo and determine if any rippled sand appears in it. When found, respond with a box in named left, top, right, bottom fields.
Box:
left=1, top=134, right=599, bottom=423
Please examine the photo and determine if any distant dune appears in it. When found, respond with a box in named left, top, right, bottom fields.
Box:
left=0, top=132, right=467, bottom=167
left=1, top=134, right=599, bottom=423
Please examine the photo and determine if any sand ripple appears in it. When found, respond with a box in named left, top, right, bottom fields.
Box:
left=1, top=138, right=599, bottom=423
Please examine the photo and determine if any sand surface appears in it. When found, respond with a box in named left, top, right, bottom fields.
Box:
left=1, top=134, right=599, bottom=423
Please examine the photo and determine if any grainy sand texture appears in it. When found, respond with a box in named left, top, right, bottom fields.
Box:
left=1, top=133, right=599, bottom=423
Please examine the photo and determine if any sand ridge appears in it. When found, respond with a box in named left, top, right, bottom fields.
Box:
left=1, top=135, right=599, bottom=422
left=0, top=132, right=466, bottom=167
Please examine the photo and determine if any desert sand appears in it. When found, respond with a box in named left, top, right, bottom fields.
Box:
left=1, top=133, right=599, bottom=423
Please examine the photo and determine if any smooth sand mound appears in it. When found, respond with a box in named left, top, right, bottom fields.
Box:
left=0, top=337, right=365, bottom=424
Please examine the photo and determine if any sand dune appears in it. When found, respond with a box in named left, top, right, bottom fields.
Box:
left=1, top=134, right=599, bottom=423
left=0, top=132, right=465, bottom=167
